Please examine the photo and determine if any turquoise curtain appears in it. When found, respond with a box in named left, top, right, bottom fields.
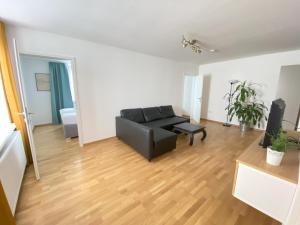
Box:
left=49, top=62, right=73, bottom=124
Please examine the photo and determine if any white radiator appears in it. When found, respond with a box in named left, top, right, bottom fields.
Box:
left=0, top=130, right=27, bottom=214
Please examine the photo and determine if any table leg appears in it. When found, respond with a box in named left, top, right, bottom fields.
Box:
left=189, top=134, right=194, bottom=145
left=201, top=129, right=207, bottom=141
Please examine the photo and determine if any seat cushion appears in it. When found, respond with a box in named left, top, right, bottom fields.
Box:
left=142, top=107, right=163, bottom=122
left=120, top=108, right=145, bottom=123
left=159, top=105, right=175, bottom=118
left=152, top=128, right=177, bottom=157
left=153, top=128, right=177, bottom=142
left=143, top=116, right=189, bottom=128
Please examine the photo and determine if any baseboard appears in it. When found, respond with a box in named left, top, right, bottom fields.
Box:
left=200, top=118, right=236, bottom=126
left=83, top=119, right=263, bottom=147
left=200, top=118, right=263, bottom=132
left=83, top=136, right=117, bottom=146
left=34, top=123, right=54, bottom=128
left=32, top=123, right=55, bottom=132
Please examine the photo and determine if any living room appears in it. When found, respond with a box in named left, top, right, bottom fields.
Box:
left=0, top=1, right=300, bottom=225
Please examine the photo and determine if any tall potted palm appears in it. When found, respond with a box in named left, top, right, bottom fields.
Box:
left=226, top=81, right=268, bottom=132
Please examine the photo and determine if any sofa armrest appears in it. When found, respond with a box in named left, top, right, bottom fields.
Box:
left=116, top=117, right=154, bottom=160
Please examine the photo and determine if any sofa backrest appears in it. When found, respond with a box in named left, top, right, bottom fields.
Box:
left=120, top=108, right=145, bottom=123
left=159, top=105, right=175, bottom=118
left=120, top=105, right=175, bottom=123
left=142, top=107, right=163, bottom=122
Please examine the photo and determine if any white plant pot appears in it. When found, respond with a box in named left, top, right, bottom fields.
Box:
left=266, top=147, right=284, bottom=166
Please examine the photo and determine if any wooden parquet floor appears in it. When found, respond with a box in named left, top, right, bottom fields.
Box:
left=16, top=121, right=280, bottom=225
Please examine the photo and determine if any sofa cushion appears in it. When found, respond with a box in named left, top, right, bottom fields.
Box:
left=159, top=105, right=175, bottom=118
left=153, top=128, right=176, bottom=142
left=152, top=128, right=177, bottom=157
left=142, top=107, right=163, bottom=122
left=120, top=108, right=145, bottom=123
left=143, top=116, right=189, bottom=128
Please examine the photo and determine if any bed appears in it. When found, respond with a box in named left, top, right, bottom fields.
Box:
left=59, top=108, right=78, bottom=138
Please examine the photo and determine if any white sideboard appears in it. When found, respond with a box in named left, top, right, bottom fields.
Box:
left=233, top=132, right=300, bottom=224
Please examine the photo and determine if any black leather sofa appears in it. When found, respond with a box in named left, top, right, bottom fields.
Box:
left=116, top=105, right=189, bottom=161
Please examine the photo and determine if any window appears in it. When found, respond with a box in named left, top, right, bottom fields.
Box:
left=66, top=62, right=75, bottom=103
left=0, top=68, right=15, bottom=149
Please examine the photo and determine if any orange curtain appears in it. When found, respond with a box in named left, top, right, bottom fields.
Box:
left=0, top=21, right=32, bottom=163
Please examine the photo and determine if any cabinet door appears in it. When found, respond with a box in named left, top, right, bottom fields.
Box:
left=233, top=163, right=296, bottom=223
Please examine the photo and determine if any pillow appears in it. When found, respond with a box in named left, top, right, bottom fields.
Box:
left=159, top=105, right=175, bottom=118
left=120, top=108, right=145, bottom=123
left=142, top=107, right=163, bottom=122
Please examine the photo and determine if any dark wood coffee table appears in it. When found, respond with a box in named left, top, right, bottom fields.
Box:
left=173, top=123, right=207, bottom=145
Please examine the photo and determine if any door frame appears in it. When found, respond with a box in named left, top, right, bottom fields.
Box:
left=16, top=50, right=84, bottom=147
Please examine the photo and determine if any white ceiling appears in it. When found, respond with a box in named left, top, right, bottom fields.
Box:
left=1, top=0, right=300, bottom=64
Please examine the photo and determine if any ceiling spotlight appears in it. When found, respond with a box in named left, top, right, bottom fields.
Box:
left=181, top=35, right=216, bottom=54
left=182, top=37, right=189, bottom=48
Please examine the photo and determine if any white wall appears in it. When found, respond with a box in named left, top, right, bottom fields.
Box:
left=7, top=26, right=198, bottom=143
left=182, top=76, right=194, bottom=115
left=276, top=65, right=300, bottom=130
left=20, top=56, right=52, bottom=128
left=199, top=50, right=300, bottom=128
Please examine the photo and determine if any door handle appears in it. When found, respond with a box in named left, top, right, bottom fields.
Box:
left=18, top=112, right=34, bottom=116
left=18, top=112, right=25, bottom=117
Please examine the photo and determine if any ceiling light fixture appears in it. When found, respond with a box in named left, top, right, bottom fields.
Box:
left=182, top=35, right=216, bottom=54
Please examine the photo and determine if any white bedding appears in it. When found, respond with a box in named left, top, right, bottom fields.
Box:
left=60, top=108, right=75, bottom=114
left=60, top=108, right=77, bottom=125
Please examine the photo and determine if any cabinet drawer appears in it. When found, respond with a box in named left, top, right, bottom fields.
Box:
left=234, top=163, right=296, bottom=222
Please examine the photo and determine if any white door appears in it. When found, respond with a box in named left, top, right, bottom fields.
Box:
left=191, top=75, right=203, bottom=123
left=182, top=76, right=193, bottom=115
left=12, top=39, right=40, bottom=180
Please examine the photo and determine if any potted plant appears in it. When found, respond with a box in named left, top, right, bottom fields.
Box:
left=226, top=81, right=268, bottom=132
left=266, top=130, right=287, bottom=166
left=266, top=127, right=300, bottom=166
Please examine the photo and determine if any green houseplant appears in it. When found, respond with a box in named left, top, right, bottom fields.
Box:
left=266, top=125, right=300, bottom=166
left=266, top=130, right=288, bottom=166
left=226, top=81, right=268, bottom=132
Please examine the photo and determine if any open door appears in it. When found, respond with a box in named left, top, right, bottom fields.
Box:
left=191, top=75, right=203, bottom=123
left=12, top=39, right=40, bottom=180
left=182, top=75, right=203, bottom=123
left=190, top=75, right=203, bottom=123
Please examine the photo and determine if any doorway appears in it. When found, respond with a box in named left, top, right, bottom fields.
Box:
left=182, top=75, right=203, bottom=123
left=16, top=52, right=83, bottom=179
left=276, top=65, right=300, bottom=131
